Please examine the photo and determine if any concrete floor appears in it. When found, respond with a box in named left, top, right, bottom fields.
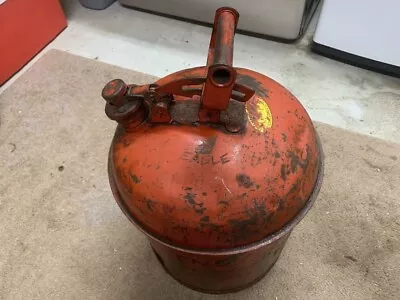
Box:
left=1, top=0, right=400, bottom=143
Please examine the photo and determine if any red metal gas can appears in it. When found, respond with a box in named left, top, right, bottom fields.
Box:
left=102, top=7, right=323, bottom=293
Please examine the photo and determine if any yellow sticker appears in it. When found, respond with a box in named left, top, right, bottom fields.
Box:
left=245, top=97, right=273, bottom=133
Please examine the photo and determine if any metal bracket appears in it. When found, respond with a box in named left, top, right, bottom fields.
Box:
left=102, top=7, right=255, bottom=133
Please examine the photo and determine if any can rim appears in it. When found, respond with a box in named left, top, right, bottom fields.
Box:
left=108, top=133, right=324, bottom=256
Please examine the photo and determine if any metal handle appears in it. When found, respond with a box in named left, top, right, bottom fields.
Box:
left=207, top=7, right=239, bottom=66
left=201, top=8, right=239, bottom=112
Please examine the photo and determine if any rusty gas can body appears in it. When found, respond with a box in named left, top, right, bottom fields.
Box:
left=102, top=7, right=323, bottom=293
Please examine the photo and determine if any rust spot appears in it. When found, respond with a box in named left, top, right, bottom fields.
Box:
left=274, top=151, right=281, bottom=158
left=289, top=183, right=298, bottom=195
left=195, top=135, right=217, bottom=154
left=130, top=173, right=141, bottom=184
left=228, top=218, right=257, bottom=242
left=236, top=173, right=254, bottom=188
left=146, top=199, right=156, bottom=212
left=277, top=199, right=285, bottom=211
left=288, top=152, right=300, bottom=172
left=287, top=144, right=311, bottom=173
left=282, top=133, right=287, bottom=142
left=162, top=203, right=175, bottom=214
left=228, top=200, right=272, bottom=242
left=236, top=74, right=268, bottom=98
left=218, top=200, right=229, bottom=206
left=251, top=154, right=262, bottom=165
left=200, top=216, right=210, bottom=222
left=250, top=153, right=262, bottom=167
left=202, top=192, right=207, bottom=196
left=125, top=185, right=133, bottom=195
left=252, top=199, right=271, bottom=223
left=122, top=157, right=128, bottom=163
left=172, top=224, right=189, bottom=241
left=184, top=191, right=206, bottom=215
left=280, top=164, right=287, bottom=181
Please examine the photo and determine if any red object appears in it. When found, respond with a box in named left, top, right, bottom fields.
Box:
left=0, top=0, right=67, bottom=85
left=103, top=7, right=323, bottom=293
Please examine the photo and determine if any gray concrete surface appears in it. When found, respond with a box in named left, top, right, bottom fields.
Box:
left=0, top=50, right=399, bottom=299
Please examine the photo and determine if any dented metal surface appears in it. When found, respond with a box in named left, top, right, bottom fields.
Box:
left=103, top=7, right=323, bottom=294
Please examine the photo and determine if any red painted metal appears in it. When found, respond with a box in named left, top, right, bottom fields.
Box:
left=103, top=7, right=323, bottom=293
left=202, top=8, right=238, bottom=112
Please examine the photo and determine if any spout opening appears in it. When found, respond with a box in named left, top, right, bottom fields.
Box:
left=211, top=68, right=232, bottom=86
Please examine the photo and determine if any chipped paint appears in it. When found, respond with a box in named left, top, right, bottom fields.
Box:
left=246, top=98, right=273, bottom=133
